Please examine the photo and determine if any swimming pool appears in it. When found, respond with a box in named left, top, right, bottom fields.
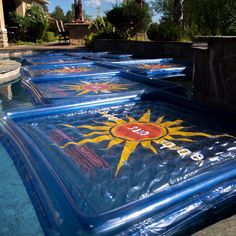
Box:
left=1, top=51, right=235, bottom=235
left=0, top=78, right=44, bottom=236
left=0, top=53, right=189, bottom=236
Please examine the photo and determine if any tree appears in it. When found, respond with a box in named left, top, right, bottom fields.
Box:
left=173, top=0, right=184, bottom=24
left=152, top=0, right=173, bottom=18
left=64, top=10, right=74, bottom=22
left=106, top=0, right=152, bottom=39
left=152, top=0, right=236, bottom=37
left=183, top=0, right=236, bottom=35
left=51, top=6, right=65, bottom=21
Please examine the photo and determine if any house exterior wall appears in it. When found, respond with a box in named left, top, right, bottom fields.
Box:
left=16, top=0, right=48, bottom=16
left=1, top=0, right=48, bottom=46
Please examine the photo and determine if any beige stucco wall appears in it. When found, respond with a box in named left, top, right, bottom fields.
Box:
left=16, top=0, right=48, bottom=16
left=16, top=0, right=32, bottom=16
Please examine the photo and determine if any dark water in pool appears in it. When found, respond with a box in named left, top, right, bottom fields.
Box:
left=0, top=77, right=43, bottom=236
left=0, top=78, right=33, bottom=112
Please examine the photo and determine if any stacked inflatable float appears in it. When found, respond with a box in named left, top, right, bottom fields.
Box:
left=0, top=51, right=236, bottom=235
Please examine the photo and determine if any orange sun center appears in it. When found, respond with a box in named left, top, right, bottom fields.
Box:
left=82, top=84, right=111, bottom=91
left=111, top=122, right=167, bottom=141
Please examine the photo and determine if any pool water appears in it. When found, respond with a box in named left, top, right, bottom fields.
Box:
left=0, top=78, right=44, bottom=236
left=0, top=78, right=32, bottom=111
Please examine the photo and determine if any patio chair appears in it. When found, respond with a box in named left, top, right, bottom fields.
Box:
left=55, top=20, right=69, bottom=44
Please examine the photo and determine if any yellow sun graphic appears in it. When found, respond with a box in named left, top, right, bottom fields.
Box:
left=60, top=110, right=233, bottom=175
left=64, top=82, right=129, bottom=96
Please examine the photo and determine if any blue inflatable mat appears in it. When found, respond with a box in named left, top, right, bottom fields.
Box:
left=83, top=55, right=133, bottom=62
left=22, top=71, right=184, bottom=105
left=112, top=59, right=187, bottom=76
left=21, top=61, right=119, bottom=78
left=23, top=56, right=90, bottom=65
left=65, top=51, right=108, bottom=57
left=101, top=53, right=132, bottom=59
left=1, top=92, right=235, bottom=235
left=22, top=52, right=68, bottom=60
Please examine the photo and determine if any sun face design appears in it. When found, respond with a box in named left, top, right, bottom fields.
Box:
left=138, top=64, right=176, bottom=70
left=64, top=81, right=129, bottom=96
left=60, top=110, right=232, bottom=176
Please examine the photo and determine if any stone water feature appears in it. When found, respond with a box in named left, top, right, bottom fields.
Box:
left=0, top=60, right=21, bottom=84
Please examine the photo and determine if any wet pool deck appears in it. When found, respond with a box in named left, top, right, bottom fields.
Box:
left=0, top=43, right=235, bottom=236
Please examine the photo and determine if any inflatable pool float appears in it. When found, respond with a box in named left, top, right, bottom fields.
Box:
left=1, top=92, right=235, bottom=235
left=23, top=56, right=90, bottom=66
left=22, top=71, right=184, bottom=105
left=112, top=59, right=187, bottom=76
left=21, top=62, right=119, bottom=78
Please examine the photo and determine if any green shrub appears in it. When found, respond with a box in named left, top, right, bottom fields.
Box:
left=106, top=0, right=151, bottom=39
left=85, top=16, right=121, bottom=48
left=24, top=5, right=48, bottom=42
left=43, top=31, right=55, bottom=42
left=147, top=19, right=181, bottom=41
left=9, top=6, right=48, bottom=42
left=85, top=29, right=122, bottom=48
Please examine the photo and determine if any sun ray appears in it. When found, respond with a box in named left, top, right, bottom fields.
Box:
left=214, top=134, right=235, bottom=138
left=155, top=116, right=165, bottom=124
left=76, top=125, right=110, bottom=131
left=114, top=119, right=127, bottom=125
left=126, top=114, right=137, bottom=123
left=138, top=110, right=151, bottom=123
left=161, top=119, right=183, bottom=127
left=83, top=131, right=109, bottom=137
left=141, top=141, right=157, bottom=154
left=169, top=126, right=186, bottom=131
left=77, top=90, right=90, bottom=96
left=94, top=121, right=116, bottom=127
left=78, top=135, right=111, bottom=146
left=115, top=141, right=139, bottom=176
left=60, top=141, right=79, bottom=148
left=107, top=139, right=124, bottom=149
left=113, top=87, right=128, bottom=90
left=61, top=124, right=76, bottom=128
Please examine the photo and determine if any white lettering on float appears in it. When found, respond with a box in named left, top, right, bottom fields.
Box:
left=99, top=111, right=120, bottom=121
left=127, top=126, right=150, bottom=136
left=160, top=140, right=204, bottom=161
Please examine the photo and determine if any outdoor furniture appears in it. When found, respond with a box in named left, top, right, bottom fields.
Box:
left=7, top=26, right=18, bottom=43
left=55, top=20, right=69, bottom=44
